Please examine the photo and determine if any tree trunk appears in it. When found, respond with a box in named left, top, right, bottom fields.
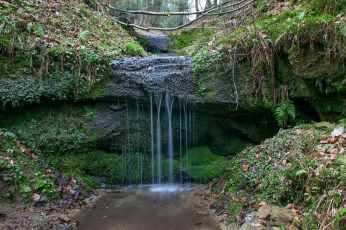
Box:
left=195, top=0, right=199, bottom=13
left=206, top=0, right=212, bottom=9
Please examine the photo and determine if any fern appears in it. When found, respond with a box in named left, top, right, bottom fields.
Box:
left=274, top=101, right=296, bottom=128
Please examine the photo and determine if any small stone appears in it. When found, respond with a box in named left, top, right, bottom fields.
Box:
left=286, top=224, right=300, bottom=230
left=58, top=214, right=70, bottom=223
left=258, top=205, right=271, bottom=219
left=0, top=212, right=6, bottom=221
left=271, top=227, right=281, bottom=230
left=258, top=204, right=294, bottom=226
left=197, top=210, right=210, bottom=216
left=332, top=127, right=344, bottom=137
left=239, top=222, right=252, bottom=230
left=5, top=224, right=17, bottom=230
left=244, top=215, right=253, bottom=223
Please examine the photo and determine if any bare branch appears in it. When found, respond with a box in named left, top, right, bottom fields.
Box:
left=112, top=0, right=254, bottom=31
left=108, top=0, right=251, bottom=16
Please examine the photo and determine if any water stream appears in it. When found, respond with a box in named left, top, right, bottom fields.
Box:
left=76, top=184, right=221, bottom=230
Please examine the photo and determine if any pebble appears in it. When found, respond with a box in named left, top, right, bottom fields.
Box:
left=58, top=214, right=70, bottom=223
left=196, top=210, right=210, bottom=216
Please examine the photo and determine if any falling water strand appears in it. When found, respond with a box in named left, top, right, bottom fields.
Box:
left=140, top=151, right=143, bottom=185
left=136, top=101, right=140, bottom=184
left=155, top=93, right=163, bottom=184
left=189, top=109, right=192, bottom=150
left=121, top=145, right=125, bottom=184
left=150, top=94, right=155, bottom=184
left=139, top=103, right=143, bottom=185
left=190, top=107, right=195, bottom=181
left=183, top=102, right=188, bottom=181
left=179, top=98, right=183, bottom=183
left=165, top=92, right=175, bottom=183
left=192, top=104, right=195, bottom=147
left=189, top=108, right=193, bottom=182
left=126, top=99, right=131, bottom=184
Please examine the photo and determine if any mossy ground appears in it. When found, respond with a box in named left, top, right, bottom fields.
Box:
left=211, top=121, right=346, bottom=229
left=0, top=129, right=58, bottom=202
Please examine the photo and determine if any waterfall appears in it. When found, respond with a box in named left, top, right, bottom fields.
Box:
left=116, top=93, right=198, bottom=185
left=110, top=54, right=197, bottom=185
left=165, top=91, right=174, bottom=183
left=155, top=93, right=163, bottom=184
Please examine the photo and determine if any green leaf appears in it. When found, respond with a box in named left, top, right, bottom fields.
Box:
left=22, top=185, right=32, bottom=193
left=298, top=11, right=305, bottom=20
left=295, top=169, right=307, bottom=176
left=26, top=22, right=33, bottom=33
left=34, top=24, right=45, bottom=37
left=79, top=30, right=89, bottom=39
left=340, top=24, right=346, bottom=37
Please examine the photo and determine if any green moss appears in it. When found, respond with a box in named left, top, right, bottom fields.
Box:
left=123, top=41, right=145, bottom=56
left=183, top=147, right=227, bottom=182
left=85, top=83, right=105, bottom=99
left=288, top=44, right=341, bottom=79
left=310, top=96, right=346, bottom=121
left=170, top=28, right=215, bottom=53
left=47, top=150, right=121, bottom=186
left=0, top=104, right=100, bottom=155
left=277, top=56, right=295, bottom=82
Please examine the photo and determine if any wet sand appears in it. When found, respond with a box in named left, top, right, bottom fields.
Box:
left=76, top=185, right=220, bottom=230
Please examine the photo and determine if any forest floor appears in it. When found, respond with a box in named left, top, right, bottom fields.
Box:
left=0, top=191, right=100, bottom=230
left=0, top=129, right=100, bottom=230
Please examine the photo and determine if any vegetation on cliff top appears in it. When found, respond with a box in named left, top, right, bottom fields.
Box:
left=182, top=0, right=346, bottom=120
left=0, top=0, right=145, bottom=108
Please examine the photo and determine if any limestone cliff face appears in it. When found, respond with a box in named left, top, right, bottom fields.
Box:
left=92, top=56, right=196, bottom=101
